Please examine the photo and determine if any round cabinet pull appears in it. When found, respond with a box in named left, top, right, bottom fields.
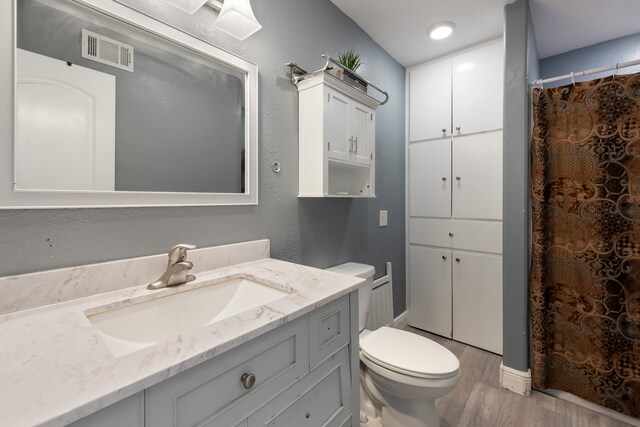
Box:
left=241, top=373, right=256, bottom=389
left=441, top=128, right=447, bottom=133
left=456, top=126, right=461, bottom=132
left=442, top=255, right=447, bottom=260
left=456, top=176, right=461, bottom=181
left=448, top=232, right=454, bottom=237
left=441, top=177, right=447, bottom=181
left=455, top=258, right=461, bottom=262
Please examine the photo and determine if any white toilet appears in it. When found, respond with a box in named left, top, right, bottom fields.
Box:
left=326, top=263, right=460, bottom=427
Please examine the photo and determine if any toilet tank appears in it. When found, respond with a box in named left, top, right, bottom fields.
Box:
left=326, top=262, right=375, bottom=332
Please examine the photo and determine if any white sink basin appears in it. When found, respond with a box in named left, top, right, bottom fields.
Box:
left=87, top=276, right=289, bottom=357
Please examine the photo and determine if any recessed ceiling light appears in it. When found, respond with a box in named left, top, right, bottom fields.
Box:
left=428, top=22, right=455, bottom=40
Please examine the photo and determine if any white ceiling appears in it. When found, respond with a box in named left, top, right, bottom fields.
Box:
left=330, top=0, right=640, bottom=68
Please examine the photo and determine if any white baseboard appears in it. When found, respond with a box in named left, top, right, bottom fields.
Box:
left=499, top=362, right=531, bottom=396
left=393, top=311, right=408, bottom=329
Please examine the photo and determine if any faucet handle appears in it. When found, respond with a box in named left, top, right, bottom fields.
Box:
left=168, top=243, right=196, bottom=264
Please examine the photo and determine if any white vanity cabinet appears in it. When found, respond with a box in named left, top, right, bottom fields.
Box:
left=297, top=72, right=377, bottom=197
left=407, top=39, right=504, bottom=355
left=70, top=294, right=357, bottom=427
left=144, top=295, right=356, bottom=427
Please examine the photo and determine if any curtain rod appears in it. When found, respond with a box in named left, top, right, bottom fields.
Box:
left=530, top=57, right=640, bottom=86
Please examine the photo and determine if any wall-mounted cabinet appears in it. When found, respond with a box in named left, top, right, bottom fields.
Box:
left=297, top=72, right=378, bottom=197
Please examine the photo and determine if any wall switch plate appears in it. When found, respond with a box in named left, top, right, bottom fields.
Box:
left=379, top=210, right=388, bottom=227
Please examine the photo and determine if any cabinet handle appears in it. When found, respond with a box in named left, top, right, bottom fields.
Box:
left=354, top=137, right=358, bottom=153
left=448, top=232, right=454, bottom=237
left=241, top=373, right=256, bottom=389
left=456, top=176, right=461, bottom=181
left=441, top=177, right=447, bottom=181
left=348, top=137, right=353, bottom=153
left=455, top=258, right=461, bottom=262
left=442, top=255, right=447, bottom=260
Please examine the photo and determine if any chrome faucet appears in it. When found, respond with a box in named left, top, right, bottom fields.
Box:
left=147, top=244, right=197, bottom=290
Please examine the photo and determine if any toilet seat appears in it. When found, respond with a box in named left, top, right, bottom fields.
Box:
left=360, top=327, right=460, bottom=379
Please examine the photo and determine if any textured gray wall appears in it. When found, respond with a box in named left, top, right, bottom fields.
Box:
left=503, top=0, right=538, bottom=372
left=540, top=32, right=640, bottom=84
left=1, top=0, right=407, bottom=315
left=18, top=0, right=245, bottom=193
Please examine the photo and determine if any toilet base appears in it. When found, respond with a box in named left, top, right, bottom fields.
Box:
left=360, top=360, right=457, bottom=427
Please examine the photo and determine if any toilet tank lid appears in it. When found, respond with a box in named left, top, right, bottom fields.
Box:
left=326, top=262, right=375, bottom=279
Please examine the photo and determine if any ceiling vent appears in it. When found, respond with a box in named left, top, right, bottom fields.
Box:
left=81, top=29, right=134, bottom=72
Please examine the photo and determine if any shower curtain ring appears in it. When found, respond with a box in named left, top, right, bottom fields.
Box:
left=614, top=62, right=619, bottom=77
left=570, top=72, right=576, bottom=86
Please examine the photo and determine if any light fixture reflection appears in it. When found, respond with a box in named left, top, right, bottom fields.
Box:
left=214, top=0, right=262, bottom=41
left=164, top=0, right=209, bottom=14
left=428, top=22, right=455, bottom=40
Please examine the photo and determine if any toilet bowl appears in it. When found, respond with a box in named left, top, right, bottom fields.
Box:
left=326, top=263, right=461, bottom=427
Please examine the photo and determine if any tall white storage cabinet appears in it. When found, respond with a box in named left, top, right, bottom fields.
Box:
left=297, top=72, right=377, bottom=198
left=407, top=40, right=504, bottom=355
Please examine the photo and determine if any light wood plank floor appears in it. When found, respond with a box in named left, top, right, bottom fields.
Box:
left=404, top=326, right=638, bottom=427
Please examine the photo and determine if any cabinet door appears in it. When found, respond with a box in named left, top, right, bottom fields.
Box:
left=69, top=393, right=143, bottom=427
left=325, top=88, right=351, bottom=162
left=350, top=103, right=374, bottom=165
left=452, top=251, right=502, bottom=354
left=408, top=245, right=452, bottom=338
left=452, top=131, right=502, bottom=220
left=409, top=58, right=452, bottom=142
left=248, top=347, right=351, bottom=427
left=409, top=138, right=451, bottom=218
left=452, top=41, right=503, bottom=136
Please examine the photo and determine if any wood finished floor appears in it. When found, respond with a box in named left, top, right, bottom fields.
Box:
left=404, top=326, right=638, bottom=427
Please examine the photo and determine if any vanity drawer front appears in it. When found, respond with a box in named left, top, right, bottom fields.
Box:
left=145, top=316, right=309, bottom=427
left=308, top=295, right=350, bottom=369
left=248, top=346, right=352, bottom=427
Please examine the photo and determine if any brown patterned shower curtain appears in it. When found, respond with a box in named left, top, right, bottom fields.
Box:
left=531, top=73, right=640, bottom=418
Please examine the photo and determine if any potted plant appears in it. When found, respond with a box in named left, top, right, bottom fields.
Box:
left=330, top=49, right=368, bottom=92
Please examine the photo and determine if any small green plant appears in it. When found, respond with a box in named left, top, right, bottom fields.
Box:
left=337, top=50, right=362, bottom=72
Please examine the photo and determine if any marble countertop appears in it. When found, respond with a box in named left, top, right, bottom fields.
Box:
left=0, top=258, right=364, bottom=427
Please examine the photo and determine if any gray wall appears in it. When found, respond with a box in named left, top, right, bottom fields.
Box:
left=1, top=0, right=407, bottom=316
left=540, top=32, right=640, bottom=84
left=502, top=0, right=538, bottom=373
left=18, top=0, right=245, bottom=193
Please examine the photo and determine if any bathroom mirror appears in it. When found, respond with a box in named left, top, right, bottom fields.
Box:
left=0, top=0, right=258, bottom=207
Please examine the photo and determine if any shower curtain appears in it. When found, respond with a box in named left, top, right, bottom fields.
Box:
left=530, top=73, right=640, bottom=418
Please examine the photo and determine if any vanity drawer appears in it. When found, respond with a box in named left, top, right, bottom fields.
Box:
left=308, top=295, right=350, bottom=369
left=145, top=316, right=309, bottom=427
left=248, top=346, right=352, bottom=427
left=410, top=217, right=502, bottom=254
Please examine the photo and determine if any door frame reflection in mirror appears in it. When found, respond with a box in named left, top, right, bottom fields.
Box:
left=0, top=0, right=258, bottom=208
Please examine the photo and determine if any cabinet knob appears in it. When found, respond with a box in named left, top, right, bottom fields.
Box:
left=448, top=232, right=454, bottom=237
left=455, top=126, right=461, bottom=133
left=441, top=128, right=447, bottom=134
left=241, top=373, right=256, bottom=389
left=441, top=177, right=447, bottom=181
left=455, top=258, right=461, bottom=262
left=456, top=176, right=461, bottom=181
left=442, top=255, right=447, bottom=260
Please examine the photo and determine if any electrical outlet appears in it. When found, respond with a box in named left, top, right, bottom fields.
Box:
left=379, top=210, right=388, bottom=227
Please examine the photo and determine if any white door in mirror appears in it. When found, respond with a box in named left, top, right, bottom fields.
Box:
left=15, top=49, right=115, bottom=191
